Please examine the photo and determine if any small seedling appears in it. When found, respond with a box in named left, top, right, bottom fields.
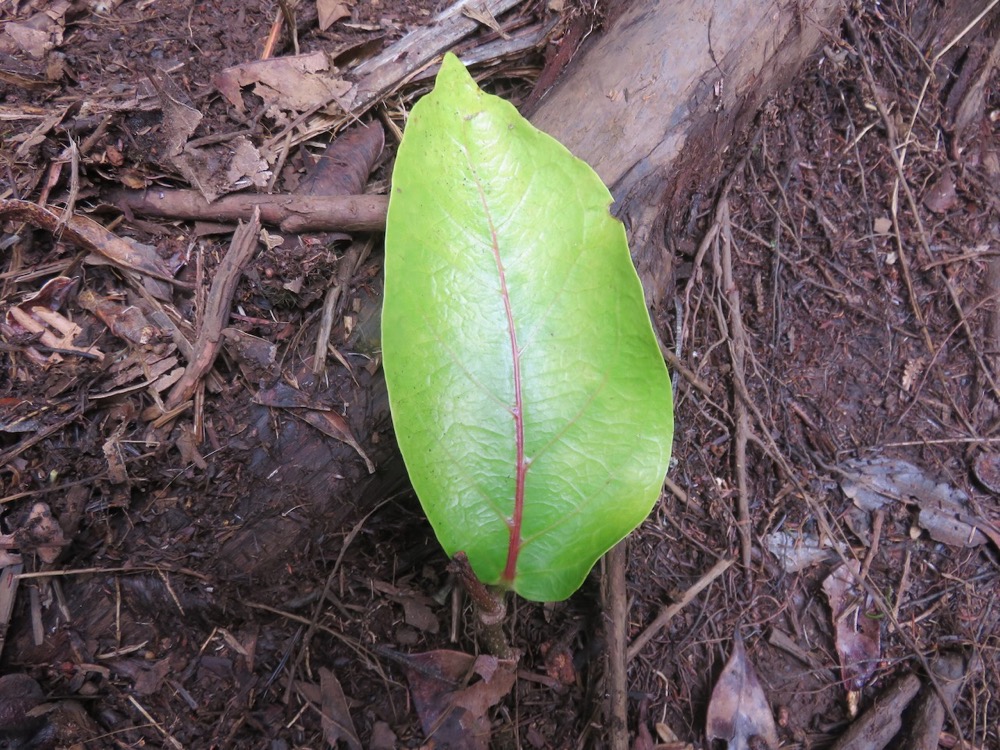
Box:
left=382, top=53, right=673, bottom=605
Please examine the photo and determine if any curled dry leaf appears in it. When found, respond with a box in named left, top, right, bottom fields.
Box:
left=295, top=121, right=384, bottom=198
left=317, top=0, right=353, bottom=31
left=706, top=633, right=779, bottom=750
left=822, top=561, right=880, bottom=709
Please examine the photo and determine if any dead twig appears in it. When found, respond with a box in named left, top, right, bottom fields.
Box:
left=602, top=541, right=629, bottom=750
left=0, top=199, right=181, bottom=285
left=165, top=208, right=261, bottom=410
left=828, top=674, right=922, bottom=750
left=627, top=557, right=733, bottom=661
left=127, top=695, right=184, bottom=750
left=711, top=199, right=752, bottom=576
left=313, top=239, right=373, bottom=376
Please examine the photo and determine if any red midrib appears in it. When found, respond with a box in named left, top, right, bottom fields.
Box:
left=478, top=192, right=527, bottom=587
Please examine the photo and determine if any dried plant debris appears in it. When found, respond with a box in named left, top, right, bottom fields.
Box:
left=2, top=277, right=104, bottom=365
left=827, top=674, right=921, bottom=750
left=396, top=649, right=517, bottom=750
left=633, top=698, right=695, bottom=750
left=294, top=121, right=384, bottom=197
left=764, top=529, right=846, bottom=573
left=0, top=673, right=51, bottom=749
left=215, top=51, right=354, bottom=123
left=0, top=200, right=179, bottom=288
left=822, top=561, right=880, bottom=715
left=840, top=457, right=999, bottom=548
left=0, top=1, right=69, bottom=60
left=254, top=379, right=374, bottom=472
left=0, top=503, right=66, bottom=566
left=896, top=652, right=972, bottom=750
left=77, top=290, right=160, bottom=347
left=705, top=633, right=779, bottom=750
left=148, top=68, right=271, bottom=201
left=972, top=452, right=1000, bottom=495
left=318, top=667, right=362, bottom=750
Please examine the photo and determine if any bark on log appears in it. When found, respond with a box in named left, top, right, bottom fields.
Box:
left=529, top=0, right=845, bottom=308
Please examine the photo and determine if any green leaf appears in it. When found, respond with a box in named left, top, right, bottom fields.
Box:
left=382, top=53, right=673, bottom=602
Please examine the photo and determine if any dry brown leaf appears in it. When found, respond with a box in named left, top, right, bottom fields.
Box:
left=401, top=650, right=516, bottom=750
left=319, top=666, right=362, bottom=750
left=840, top=457, right=995, bottom=548
left=705, top=632, right=779, bottom=750
left=872, top=216, right=892, bottom=234
left=923, top=168, right=958, bottom=214
left=296, top=121, right=384, bottom=197
left=225, top=136, right=271, bottom=189
left=0, top=1, right=69, bottom=59
left=822, top=561, right=880, bottom=712
left=214, top=52, right=354, bottom=122
left=316, top=0, right=352, bottom=31
left=254, top=381, right=375, bottom=472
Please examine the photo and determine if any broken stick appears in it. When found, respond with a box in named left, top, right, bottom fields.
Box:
left=627, top=557, right=733, bottom=661
left=105, top=189, right=387, bottom=233
left=165, top=208, right=261, bottom=410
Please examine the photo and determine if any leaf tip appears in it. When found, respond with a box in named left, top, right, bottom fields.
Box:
left=437, top=51, right=475, bottom=90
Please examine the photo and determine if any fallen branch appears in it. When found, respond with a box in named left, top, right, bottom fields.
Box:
left=105, top=189, right=387, bottom=233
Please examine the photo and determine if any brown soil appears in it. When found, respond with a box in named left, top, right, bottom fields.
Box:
left=1, top=1, right=998, bottom=749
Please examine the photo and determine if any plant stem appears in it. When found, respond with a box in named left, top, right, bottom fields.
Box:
left=450, top=552, right=514, bottom=660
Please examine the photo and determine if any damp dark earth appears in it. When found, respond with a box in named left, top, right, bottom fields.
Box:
left=1, top=1, right=999, bottom=749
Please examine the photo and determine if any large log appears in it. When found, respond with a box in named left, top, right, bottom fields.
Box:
left=529, top=0, right=845, bottom=307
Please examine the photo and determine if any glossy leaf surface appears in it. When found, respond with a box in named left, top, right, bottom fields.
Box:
left=383, top=54, right=673, bottom=602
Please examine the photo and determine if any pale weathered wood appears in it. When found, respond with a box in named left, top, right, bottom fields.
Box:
left=530, top=0, right=845, bottom=307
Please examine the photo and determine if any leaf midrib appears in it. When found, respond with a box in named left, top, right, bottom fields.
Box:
left=461, top=139, right=528, bottom=587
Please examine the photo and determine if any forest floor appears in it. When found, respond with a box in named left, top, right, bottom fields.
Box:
left=0, top=0, right=998, bottom=748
